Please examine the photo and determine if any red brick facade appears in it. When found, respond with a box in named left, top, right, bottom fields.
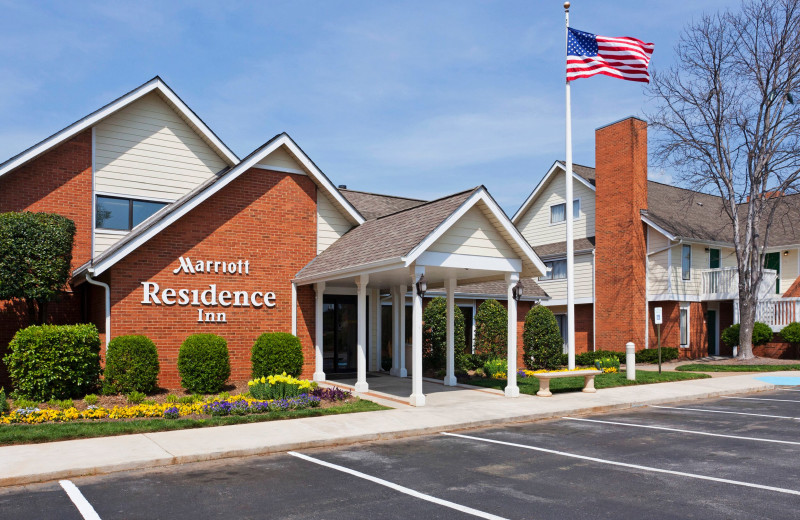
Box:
left=594, top=118, right=648, bottom=353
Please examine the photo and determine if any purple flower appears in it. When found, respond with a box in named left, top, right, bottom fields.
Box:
left=163, top=406, right=180, bottom=419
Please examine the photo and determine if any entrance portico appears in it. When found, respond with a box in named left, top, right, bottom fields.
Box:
left=294, top=186, right=547, bottom=406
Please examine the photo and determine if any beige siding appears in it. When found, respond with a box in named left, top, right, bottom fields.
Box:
left=429, top=206, right=515, bottom=258
left=94, top=230, right=127, bottom=257
left=256, top=146, right=304, bottom=172
left=317, top=190, right=352, bottom=254
left=720, top=247, right=738, bottom=268
left=94, top=92, right=227, bottom=200
left=516, top=170, right=595, bottom=247
left=537, top=252, right=594, bottom=300
left=781, top=249, right=799, bottom=294
left=648, top=249, right=670, bottom=294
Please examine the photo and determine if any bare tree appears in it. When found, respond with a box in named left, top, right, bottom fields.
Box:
left=648, top=0, right=800, bottom=359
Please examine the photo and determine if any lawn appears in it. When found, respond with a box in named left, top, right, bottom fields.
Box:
left=676, top=364, right=800, bottom=372
left=0, top=400, right=387, bottom=446
left=462, top=370, right=710, bottom=395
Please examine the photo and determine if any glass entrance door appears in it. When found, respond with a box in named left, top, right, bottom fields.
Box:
left=323, top=295, right=358, bottom=373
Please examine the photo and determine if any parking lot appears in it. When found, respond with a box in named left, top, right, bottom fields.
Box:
left=2, top=388, right=799, bottom=519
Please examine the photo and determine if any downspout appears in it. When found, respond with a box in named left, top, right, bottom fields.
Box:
left=85, top=270, right=110, bottom=351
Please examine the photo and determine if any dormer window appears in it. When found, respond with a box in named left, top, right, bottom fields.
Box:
left=550, top=199, right=580, bottom=223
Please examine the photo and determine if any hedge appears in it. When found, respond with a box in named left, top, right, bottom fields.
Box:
left=103, top=335, right=160, bottom=394
left=721, top=322, right=772, bottom=348
left=522, top=305, right=563, bottom=370
left=178, top=334, right=231, bottom=393
left=3, top=324, right=101, bottom=401
left=251, top=332, right=304, bottom=378
left=473, top=299, right=507, bottom=362
left=422, top=297, right=468, bottom=372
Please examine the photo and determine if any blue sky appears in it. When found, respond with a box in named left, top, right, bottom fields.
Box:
left=0, top=0, right=737, bottom=215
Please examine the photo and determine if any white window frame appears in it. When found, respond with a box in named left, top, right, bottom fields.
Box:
left=549, top=198, right=581, bottom=225
left=681, top=244, right=692, bottom=280
left=679, top=302, right=690, bottom=348
left=540, top=258, right=567, bottom=281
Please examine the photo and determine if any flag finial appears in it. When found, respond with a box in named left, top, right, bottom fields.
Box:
left=564, top=2, right=570, bottom=10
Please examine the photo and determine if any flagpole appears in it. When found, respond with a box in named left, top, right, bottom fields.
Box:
left=564, top=1, right=576, bottom=370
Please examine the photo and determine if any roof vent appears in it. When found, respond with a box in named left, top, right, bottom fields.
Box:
left=696, top=202, right=703, bottom=206
left=338, top=184, right=347, bottom=189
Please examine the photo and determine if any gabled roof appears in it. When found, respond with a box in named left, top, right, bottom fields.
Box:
left=426, top=277, right=549, bottom=301
left=341, top=189, right=426, bottom=219
left=75, top=133, right=365, bottom=278
left=0, top=76, right=239, bottom=178
left=295, top=186, right=547, bottom=284
left=534, top=237, right=596, bottom=259
left=511, top=160, right=596, bottom=225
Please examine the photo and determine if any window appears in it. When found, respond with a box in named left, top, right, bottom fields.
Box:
left=550, top=199, right=580, bottom=223
left=709, top=248, right=720, bottom=269
left=682, top=244, right=692, bottom=280
left=540, top=259, right=567, bottom=280
left=679, top=305, right=689, bottom=347
left=96, top=196, right=167, bottom=231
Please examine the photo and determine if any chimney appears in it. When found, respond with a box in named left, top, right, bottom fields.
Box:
left=593, top=117, right=648, bottom=352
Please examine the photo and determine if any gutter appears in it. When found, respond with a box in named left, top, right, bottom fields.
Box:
left=85, top=270, right=111, bottom=351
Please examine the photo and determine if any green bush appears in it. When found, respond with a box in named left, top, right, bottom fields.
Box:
left=3, top=323, right=101, bottom=401
left=249, top=378, right=306, bottom=400
left=464, top=354, right=484, bottom=371
left=251, top=332, right=303, bottom=378
left=474, top=299, right=508, bottom=362
left=780, top=322, right=800, bottom=356
left=522, top=305, right=563, bottom=370
left=102, top=335, right=160, bottom=395
left=178, top=333, right=231, bottom=393
left=83, top=394, right=99, bottom=406
left=482, top=358, right=507, bottom=378
left=0, top=388, right=9, bottom=415
left=126, top=391, right=146, bottom=404
left=594, top=356, right=620, bottom=373
left=635, top=347, right=679, bottom=364
left=422, top=297, right=468, bottom=372
left=721, top=322, right=773, bottom=348
left=165, top=394, right=179, bottom=404
left=574, top=350, right=622, bottom=366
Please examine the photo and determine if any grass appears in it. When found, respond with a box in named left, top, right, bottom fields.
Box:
left=462, top=370, right=710, bottom=395
left=676, top=364, right=800, bottom=372
left=0, top=400, right=388, bottom=446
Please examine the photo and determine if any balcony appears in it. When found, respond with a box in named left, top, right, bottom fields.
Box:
left=699, top=267, right=777, bottom=300
left=736, top=297, right=800, bottom=332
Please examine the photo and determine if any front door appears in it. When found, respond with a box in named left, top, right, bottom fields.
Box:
left=706, top=310, right=717, bottom=356
left=765, top=252, right=781, bottom=294
left=323, top=295, right=358, bottom=373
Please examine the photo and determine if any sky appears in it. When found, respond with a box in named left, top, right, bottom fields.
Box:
left=0, top=0, right=739, bottom=215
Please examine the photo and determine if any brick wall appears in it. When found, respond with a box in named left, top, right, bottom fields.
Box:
left=594, top=118, right=648, bottom=353
left=106, top=168, right=318, bottom=388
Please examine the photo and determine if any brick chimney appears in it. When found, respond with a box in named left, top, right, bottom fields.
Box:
left=594, top=117, right=648, bottom=352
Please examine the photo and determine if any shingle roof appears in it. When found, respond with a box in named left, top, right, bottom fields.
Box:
left=534, top=237, right=595, bottom=258
left=340, top=189, right=426, bottom=220
left=556, top=161, right=596, bottom=186
left=295, top=188, right=479, bottom=281
left=452, top=278, right=548, bottom=300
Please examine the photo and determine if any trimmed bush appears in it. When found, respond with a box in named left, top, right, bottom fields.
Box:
left=635, top=347, right=679, bottom=364
left=251, top=332, right=303, bottom=378
left=721, top=322, right=773, bottom=348
left=102, top=335, right=160, bottom=395
left=780, top=322, right=800, bottom=357
left=474, top=299, right=508, bottom=362
left=3, top=324, right=101, bottom=401
left=422, top=296, right=468, bottom=372
left=574, top=350, right=621, bottom=366
left=522, top=305, right=563, bottom=370
left=178, top=333, right=231, bottom=393
left=0, top=388, right=9, bottom=415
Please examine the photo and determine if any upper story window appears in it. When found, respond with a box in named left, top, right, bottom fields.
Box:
left=550, top=199, right=580, bottom=224
left=96, top=196, right=167, bottom=231
left=540, top=259, right=567, bottom=281
left=682, top=244, right=692, bottom=280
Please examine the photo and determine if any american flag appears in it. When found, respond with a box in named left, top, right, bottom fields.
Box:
left=566, top=27, right=654, bottom=83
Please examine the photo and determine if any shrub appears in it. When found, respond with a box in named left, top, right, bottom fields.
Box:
left=48, top=398, right=73, bottom=410
left=381, top=356, right=392, bottom=372
left=464, top=354, right=484, bottom=371
left=780, top=322, right=800, bottom=357
left=178, top=333, right=231, bottom=393
left=523, top=305, right=564, bottom=370
left=248, top=373, right=312, bottom=400
left=422, top=297, right=468, bottom=372
left=594, top=356, right=620, bottom=373
left=474, top=299, right=508, bottom=362
left=574, top=350, right=620, bottom=366
left=103, top=335, right=160, bottom=395
left=163, top=407, right=180, bottom=419
left=0, top=388, right=9, bottom=415
left=483, top=358, right=507, bottom=378
left=178, top=395, right=199, bottom=405
left=83, top=394, right=99, bottom=406
left=4, top=323, right=101, bottom=401
left=165, top=394, right=178, bottom=404
left=721, top=322, right=773, bottom=348
left=251, top=332, right=303, bottom=378
left=126, top=391, right=146, bottom=404
left=635, top=347, right=679, bottom=364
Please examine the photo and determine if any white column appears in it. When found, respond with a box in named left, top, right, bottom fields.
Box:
left=291, top=282, right=297, bottom=336
left=505, top=272, right=520, bottom=397
left=313, top=282, right=326, bottom=382
left=444, top=277, right=457, bottom=386
left=355, top=274, right=369, bottom=393
left=371, top=288, right=381, bottom=371
left=399, top=284, right=408, bottom=377
left=409, top=267, right=426, bottom=406
left=390, top=287, right=400, bottom=376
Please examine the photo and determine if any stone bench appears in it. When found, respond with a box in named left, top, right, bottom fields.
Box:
left=533, top=369, right=603, bottom=397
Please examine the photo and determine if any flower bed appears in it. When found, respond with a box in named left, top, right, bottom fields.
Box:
left=492, top=367, right=600, bottom=380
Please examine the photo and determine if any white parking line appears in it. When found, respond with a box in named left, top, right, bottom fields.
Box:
left=563, top=416, right=800, bottom=446
left=722, top=396, right=800, bottom=403
left=442, top=432, right=800, bottom=496
left=778, top=388, right=800, bottom=392
left=59, top=480, right=101, bottom=520
left=288, top=451, right=509, bottom=520
left=650, top=405, right=800, bottom=420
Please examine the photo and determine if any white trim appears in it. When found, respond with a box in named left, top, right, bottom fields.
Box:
left=291, top=282, right=297, bottom=336
left=93, top=229, right=128, bottom=236
left=679, top=302, right=690, bottom=348
left=548, top=197, right=582, bottom=225
left=511, top=161, right=595, bottom=224
left=91, top=127, right=96, bottom=259
left=0, top=77, right=238, bottom=179
left=541, top=297, right=593, bottom=306
left=252, top=164, right=306, bottom=176
left=94, top=191, right=177, bottom=204
left=88, top=134, right=364, bottom=277
left=641, top=216, right=677, bottom=241
left=85, top=272, right=110, bottom=351
left=416, top=251, right=522, bottom=272
left=648, top=293, right=702, bottom=302
left=294, top=258, right=404, bottom=286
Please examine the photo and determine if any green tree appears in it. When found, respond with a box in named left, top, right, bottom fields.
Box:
left=523, top=305, right=564, bottom=370
left=473, top=299, right=508, bottom=362
left=422, top=297, right=467, bottom=372
left=0, top=212, right=75, bottom=324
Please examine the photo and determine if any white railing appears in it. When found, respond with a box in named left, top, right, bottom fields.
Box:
left=698, top=267, right=777, bottom=299
left=735, top=297, right=800, bottom=332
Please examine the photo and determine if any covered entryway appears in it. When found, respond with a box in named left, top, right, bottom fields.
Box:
left=293, top=187, right=547, bottom=406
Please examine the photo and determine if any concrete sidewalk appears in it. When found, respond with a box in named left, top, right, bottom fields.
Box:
left=1, top=372, right=796, bottom=487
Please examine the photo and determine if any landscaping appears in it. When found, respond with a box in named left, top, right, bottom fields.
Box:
left=676, top=364, right=800, bottom=372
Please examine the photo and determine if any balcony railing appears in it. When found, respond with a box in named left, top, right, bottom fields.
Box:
left=697, top=267, right=777, bottom=299
left=735, top=297, right=800, bottom=332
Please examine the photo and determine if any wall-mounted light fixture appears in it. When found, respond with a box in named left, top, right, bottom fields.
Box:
left=416, top=274, right=427, bottom=299
left=784, top=250, right=790, bottom=256
left=512, top=281, right=524, bottom=302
